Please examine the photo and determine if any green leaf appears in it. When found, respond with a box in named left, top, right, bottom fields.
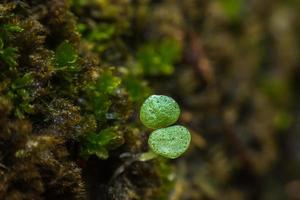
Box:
left=140, top=95, right=180, bottom=129
left=55, top=41, right=78, bottom=68
left=148, top=125, right=191, bottom=159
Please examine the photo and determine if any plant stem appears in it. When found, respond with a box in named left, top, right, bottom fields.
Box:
left=138, top=150, right=158, bottom=161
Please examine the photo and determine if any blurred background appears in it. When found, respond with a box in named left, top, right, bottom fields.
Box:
left=137, top=0, right=300, bottom=199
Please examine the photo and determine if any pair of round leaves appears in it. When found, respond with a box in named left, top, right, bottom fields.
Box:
left=140, top=95, right=191, bottom=159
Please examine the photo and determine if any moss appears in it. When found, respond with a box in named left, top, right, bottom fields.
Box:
left=81, top=127, right=124, bottom=159
left=0, top=0, right=175, bottom=199
left=54, top=41, right=78, bottom=70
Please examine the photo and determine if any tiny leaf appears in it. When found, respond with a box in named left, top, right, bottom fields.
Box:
left=140, top=95, right=180, bottom=129
left=148, top=125, right=191, bottom=159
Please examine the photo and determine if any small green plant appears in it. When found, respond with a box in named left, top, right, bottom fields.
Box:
left=140, top=95, right=191, bottom=159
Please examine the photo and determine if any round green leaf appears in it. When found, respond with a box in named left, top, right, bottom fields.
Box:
left=148, top=125, right=191, bottom=159
left=140, top=95, right=180, bottom=129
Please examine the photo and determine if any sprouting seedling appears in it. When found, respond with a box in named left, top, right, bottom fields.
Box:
left=109, top=95, right=191, bottom=182
left=139, top=95, right=191, bottom=160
